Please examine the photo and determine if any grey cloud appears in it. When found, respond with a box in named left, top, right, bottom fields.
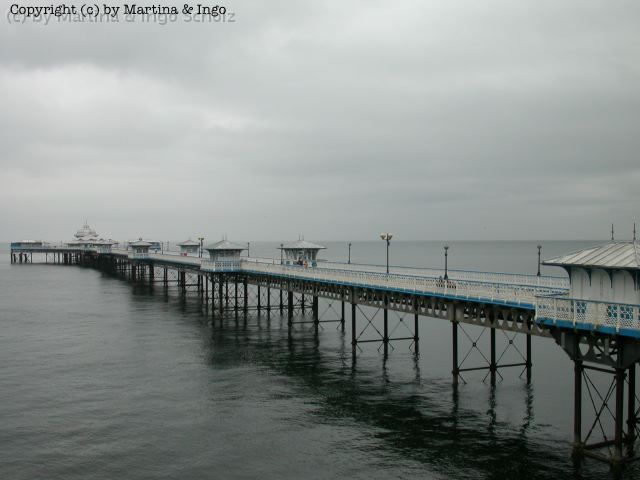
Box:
left=1, top=0, right=639, bottom=241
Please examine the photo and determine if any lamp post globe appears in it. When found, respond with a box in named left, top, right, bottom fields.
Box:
left=444, top=245, right=450, bottom=280
left=380, top=233, right=393, bottom=274
left=537, top=245, right=542, bottom=277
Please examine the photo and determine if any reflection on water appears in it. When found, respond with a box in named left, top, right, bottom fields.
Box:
left=0, top=249, right=636, bottom=480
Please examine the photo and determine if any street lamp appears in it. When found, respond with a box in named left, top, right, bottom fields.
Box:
left=537, top=245, right=542, bottom=277
left=247, top=242, right=250, bottom=258
left=444, top=245, right=449, bottom=280
left=348, top=242, right=352, bottom=264
left=380, top=233, right=393, bottom=274
left=280, top=243, right=284, bottom=265
left=198, top=237, right=204, bottom=258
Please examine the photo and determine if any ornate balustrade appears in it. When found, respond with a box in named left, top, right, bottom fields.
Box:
left=535, top=295, right=640, bottom=336
left=201, top=259, right=241, bottom=272
left=240, top=262, right=566, bottom=307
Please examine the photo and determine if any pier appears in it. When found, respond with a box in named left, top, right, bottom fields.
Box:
left=9, top=226, right=640, bottom=470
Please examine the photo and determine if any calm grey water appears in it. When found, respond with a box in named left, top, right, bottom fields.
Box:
left=1, top=241, right=637, bottom=479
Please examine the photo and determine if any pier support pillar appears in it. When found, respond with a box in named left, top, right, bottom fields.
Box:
left=614, top=368, right=626, bottom=463
left=257, top=285, right=261, bottom=314
left=414, top=312, right=419, bottom=353
left=452, top=320, right=459, bottom=385
left=243, top=278, right=248, bottom=314
left=383, top=295, right=389, bottom=355
left=341, top=301, right=345, bottom=332
left=351, top=301, right=357, bottom=349
left=287, top=290, right=294, bottom=323
left=627, top=363, right=637, bottom=454
left=267, top=287, right=271, bottom=313
left=526, top=327, right=532, bottom=384
left=234, top=282, right=238, bottom=313
left=279, top=289, right=283, bottom=314
left=573, top=360, right=583, bottom=452
left=218, top=278, right=224, bottom=315
left=490, top=325, right=497, bottom=385
left=312, top=295, right=319, bottom=329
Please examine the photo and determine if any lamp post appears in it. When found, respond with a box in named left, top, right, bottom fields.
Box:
left=444, top=245, right=449, bottom=280
left=537, top=245, right=542, bottom=277
left=247, top=242, right=250, bottom=258
left=380, top=233, right=393, bottom=274
left=348, top=242, right=352, bottom=264
left=198, top=237, right=204, bottom=258
left=280, top=243, right=284, bottom=265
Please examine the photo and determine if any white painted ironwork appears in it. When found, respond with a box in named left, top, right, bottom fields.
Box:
left=201, top=259, right=241, bottom=272
left=535, top=295, right=640, bottom=333
left=315, top=261, right=569, bottom=289
left=240, top=262, right=566, bottom=306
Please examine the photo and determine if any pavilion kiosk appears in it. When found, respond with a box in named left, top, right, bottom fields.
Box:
left=201, top=239, right=246, bottom=272
left=536, top=239, right=640, bottom=465
left=66, top=221, right=100, bottom=250
left=129, top=239, right=151, bottom=260
left=94, top=239, right=116, bottom=254
left=539, top=240, right=640, bottom=329
left=177, top=239, right=200, bottom=256
left=279, top=240, right=326, bottom=267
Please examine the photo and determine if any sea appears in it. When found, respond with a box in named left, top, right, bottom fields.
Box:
left=1, top=240, right=637, bottom=479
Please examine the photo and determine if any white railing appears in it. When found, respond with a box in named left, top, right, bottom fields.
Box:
left=149, top=253, right=201, bottom=266
left=240, top=262, right=566, bottom=306
left=201, top=259, right=242, bottom=272
left=535, top=295, right=640, bottom=333
left=242, top=258, right=568, bottom=289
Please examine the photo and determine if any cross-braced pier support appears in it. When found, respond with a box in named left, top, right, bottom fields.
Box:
left=551, top=329, right=640, bottom=469
left=451, top=305, right=533, bottom=385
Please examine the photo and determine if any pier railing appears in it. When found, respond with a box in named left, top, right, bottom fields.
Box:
left=241, top=258, right=568, bottom=289
left=129, top=252, right=149, bottom=260
left=201, top=259, right=241, bottom=272
left=240, top=262, right=567, bottom=307
left=535, top=295, right=640, bottom=335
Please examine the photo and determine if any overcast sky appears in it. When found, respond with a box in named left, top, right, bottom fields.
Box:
left=1, top=1, right=638, bottom=242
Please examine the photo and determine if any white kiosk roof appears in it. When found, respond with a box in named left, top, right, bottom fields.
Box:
left=130, top=239, right=152, bottom=247
left=205, top=240, right=246, bottom=251
left=544, top=241, right=640, bottom=270
left=280, top=240, right=326, bottom=250
left=178, top=239, right=200, bottom=246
